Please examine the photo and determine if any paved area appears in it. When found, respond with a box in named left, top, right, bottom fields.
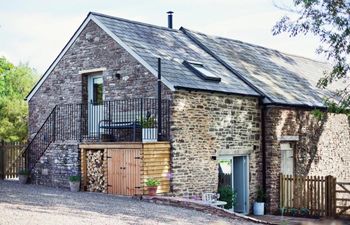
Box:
left=0, top=180, right=259, bottom=225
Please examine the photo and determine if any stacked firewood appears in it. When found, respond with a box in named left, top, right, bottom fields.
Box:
left=86, top=150, right=106, bottom=193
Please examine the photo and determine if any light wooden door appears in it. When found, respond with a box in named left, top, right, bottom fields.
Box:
left=107, top=148, right=141, bottom=196
left=124, top=148, right=142, bottom=195
left=107, top=149, right=125, bottom=195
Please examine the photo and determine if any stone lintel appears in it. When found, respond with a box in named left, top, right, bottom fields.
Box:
left=277, top=135, right=299, bottom=142
left=79, top=67, right=107, bottom=75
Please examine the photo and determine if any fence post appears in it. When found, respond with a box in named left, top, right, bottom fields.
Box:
left=0, top=140, right=4, bottom=179
left=325, top=175, right=337, bottom=217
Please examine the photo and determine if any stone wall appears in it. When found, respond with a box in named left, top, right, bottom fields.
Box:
left=31, top=141, right=80, bottom=188
left=28, top=20, right=171, bottom=138
left=264, top=107, right=350, bottom=212
left=28, top=20, right=171, bottom=186
left=170, top=90, right=262, bottom=207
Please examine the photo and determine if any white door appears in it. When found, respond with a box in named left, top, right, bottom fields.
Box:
left=280, top=143, right=294, bottom=175
left=218, top=155, right=249, bottom=214
left=88, top=74, right=104, bottom=135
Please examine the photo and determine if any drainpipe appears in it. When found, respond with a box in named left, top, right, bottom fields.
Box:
left=261, top=101, right=267, bottom=199
left=157, top=58, right=162, bottom=141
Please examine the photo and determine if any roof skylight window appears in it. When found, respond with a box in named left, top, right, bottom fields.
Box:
left=183, top=60, right=221, bottom=82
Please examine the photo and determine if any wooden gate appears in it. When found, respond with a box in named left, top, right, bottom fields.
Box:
left=0, top=142, right=26, bottom=179
left=280, top=174, right=350, bottom=218
left=335, top=182, right=350, bottom=217
left=107, top=148, right=141, bottom=196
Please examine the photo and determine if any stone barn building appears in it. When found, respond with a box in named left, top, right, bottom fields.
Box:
left=24, top=12, right=350, bottom=214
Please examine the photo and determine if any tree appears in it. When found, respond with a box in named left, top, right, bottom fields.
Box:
left=0, top=57, right=38, bottom=142
left=273, top=0, right=350, bottom=108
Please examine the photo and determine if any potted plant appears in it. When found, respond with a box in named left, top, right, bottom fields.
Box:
left=18, top=170, right=30, bottom=184
left=68, top=175, right=81, bottom=192
left=253, top=186, right=266, bottom=215
left=218, top=186, right=237, bottom=210
left=140, top=116, right=157, bottom=142
left=145, top=178, right=160, bottom=196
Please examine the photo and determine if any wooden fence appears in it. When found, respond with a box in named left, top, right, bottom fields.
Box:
left=0, top=141, right=26, bottom=179
left=280, top=174, right=350, bottom=218
left=335, top=182, right=350, bottom=217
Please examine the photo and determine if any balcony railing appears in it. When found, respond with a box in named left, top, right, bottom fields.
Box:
left=24, top=98, right=171, bottom=171
left=38, top=98, right=171, bottom=143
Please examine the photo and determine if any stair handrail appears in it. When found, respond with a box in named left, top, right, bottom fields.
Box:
left=23, top=105, right=57, bottom=171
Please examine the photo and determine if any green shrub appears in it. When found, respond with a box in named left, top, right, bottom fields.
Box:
left=300, top=208, right=310, bottom=216
left=19, top=170, right=30, bottom=176
left=256, top=186, right=266, bottom=202
left=311, top=109, right=325, bottom=120
left=290, top=208, right=298, bottom=216
left=140, top=116, right=156, bottom=128
left=69, top=175, right=81, bottom=182
left=218, top=186, right=237, bottom=209
left=145, top=178, right=160, bottom=187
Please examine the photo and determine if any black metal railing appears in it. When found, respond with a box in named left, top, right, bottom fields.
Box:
left=24, top=106, right=57, bottom=171
left=23, top=98, right=171, bottom=171
left=80, top=98, right=171, bottom=142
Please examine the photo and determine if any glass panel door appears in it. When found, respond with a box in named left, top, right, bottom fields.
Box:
left=233, top=156, right=248, bottom=213
left=218, top=157, right=233, bottom=209
left=88, top=74, right=104, bottom=135
left=218, top=155, right=249, bottom=214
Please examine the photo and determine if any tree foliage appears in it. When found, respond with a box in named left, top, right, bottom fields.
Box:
left=273, top=0, right=350, bottom=107
left=0, top=57, right=38, bottom=142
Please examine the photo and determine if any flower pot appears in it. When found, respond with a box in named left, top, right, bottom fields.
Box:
left=147, top=186, right=158, bottom=196
left=142, top=128, right=157, bottom=142
left=69, top=181, right=80, bottom=192
left=253, top=202, right=265, bottom=215
left=18, top=175, right=28, bottom=184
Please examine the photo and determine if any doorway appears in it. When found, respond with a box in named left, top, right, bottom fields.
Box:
left=107, top=148, right=142, bottom=196
left=218, top=155, right=249, bottom=214
left=88, top=74, right=104, bottom=135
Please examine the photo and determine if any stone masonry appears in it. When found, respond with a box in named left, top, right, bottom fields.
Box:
left=28, top=21, right=171, bottom=187
left=28, top=20, right=171, bottom=138
left=264, top=107, right=350, bottom=213
left=170, top=90, right=262, bottom=208
left=31, top=141, right=80, bottom=188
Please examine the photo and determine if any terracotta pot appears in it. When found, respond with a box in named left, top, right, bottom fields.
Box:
left=147, top=186, right=158, bottom=196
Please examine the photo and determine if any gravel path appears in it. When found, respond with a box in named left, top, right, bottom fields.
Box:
left=0, top=180, right=259, bottom=225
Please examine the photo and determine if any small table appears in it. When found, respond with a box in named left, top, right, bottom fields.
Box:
left=206, top=200, right=227, bottom=208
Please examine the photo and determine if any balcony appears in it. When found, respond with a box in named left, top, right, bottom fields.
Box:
left=52, top=98, right=171, bottom=143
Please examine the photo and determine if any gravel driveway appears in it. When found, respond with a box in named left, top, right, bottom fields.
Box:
left=0, top=180, right=259, bottom=225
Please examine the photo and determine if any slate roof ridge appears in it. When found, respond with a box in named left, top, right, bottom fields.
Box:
left=90, top=12, right=181, bottom=33
left=180, top=27, right=329, bottom=66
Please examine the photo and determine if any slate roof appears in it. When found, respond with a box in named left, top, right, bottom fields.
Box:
left=182, top=28, right=333, bottom=107
left=27, top=12, right=335, bottom=108
left=92, top=12, right=259, bottom=97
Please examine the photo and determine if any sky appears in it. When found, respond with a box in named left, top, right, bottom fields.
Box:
left=0, top=0, right=324, bottom=74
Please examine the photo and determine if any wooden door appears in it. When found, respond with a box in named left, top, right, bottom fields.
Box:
left=125, top=148, right=142, bottom=195
left=107, top=149, right=125, bottom=195
left=107, top=148, right=141, bottom=196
